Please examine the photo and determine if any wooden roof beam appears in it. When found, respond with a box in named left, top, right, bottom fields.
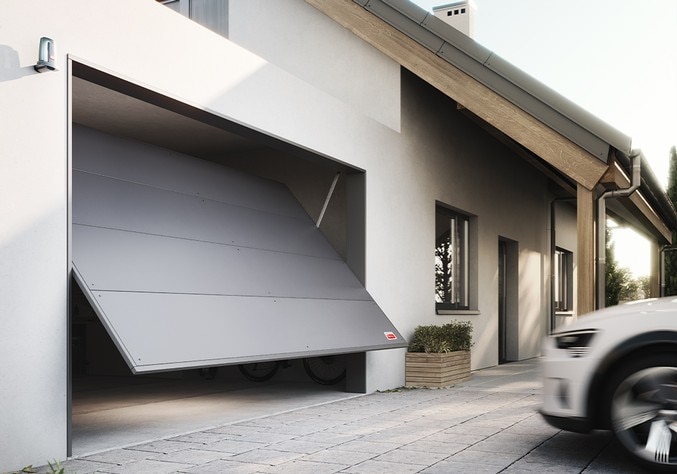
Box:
left=306, top=0, right=608, bottom=190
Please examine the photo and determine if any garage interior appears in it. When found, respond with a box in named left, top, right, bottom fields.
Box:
left=71, top=277, right=361, bottom=455
left=68, top=62, right=404, bottom=456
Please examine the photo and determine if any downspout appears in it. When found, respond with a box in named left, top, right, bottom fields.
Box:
left=596, top=149, right=642, bottom=308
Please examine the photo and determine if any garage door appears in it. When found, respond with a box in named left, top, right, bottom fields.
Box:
left=72, top=126, right=405, bottom=373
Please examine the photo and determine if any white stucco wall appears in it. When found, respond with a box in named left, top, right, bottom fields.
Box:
left=227, top=0, right=401, bottom=132
left=363, top=71, right=552, bottom=371
left=0, top=15, right=69, bottom=470
left=1, top=0, right=561, bottom=467
left=0, top=1, right=401, bottom=468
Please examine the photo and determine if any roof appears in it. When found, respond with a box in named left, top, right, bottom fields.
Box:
left=354, top=0, right=631, bottom=162
left=342, top=0, right=677, bottom=232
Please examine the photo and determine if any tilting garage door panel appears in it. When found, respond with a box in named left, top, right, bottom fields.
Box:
left=84, top=290, right=402, bottom=373
left=73, top=126, right=406, bottom=373
left=73, top=125, right=308, bottom=220
left=73, top=225, right=371, bottom=300
left=73, top=171, right=337, bottom=259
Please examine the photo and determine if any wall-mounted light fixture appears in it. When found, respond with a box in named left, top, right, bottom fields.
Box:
left=34, top=37, right=56, bottom=73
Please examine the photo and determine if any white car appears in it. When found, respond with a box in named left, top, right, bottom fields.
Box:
left=541, top=297, right=677, bottom=472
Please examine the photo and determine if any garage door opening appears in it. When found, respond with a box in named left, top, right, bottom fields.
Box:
left=71, top=277, right=361, bottom=455
left=69, top=61, right=405, bottom=455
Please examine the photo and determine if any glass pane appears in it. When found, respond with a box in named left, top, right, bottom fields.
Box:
left=162, top=0, right=181, bottom=12
left=190, top=0, right=229, bottom=37
left=435, top=219, right=452, bottom=304
left=554, top=249, right=571, bottom=311
left=459, top=217, right=468, bottom=306
left=435, top=206, right=469, bottom=309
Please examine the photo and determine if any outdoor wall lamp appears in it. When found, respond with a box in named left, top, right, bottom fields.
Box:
left=34, top=37, right=56, bottom=72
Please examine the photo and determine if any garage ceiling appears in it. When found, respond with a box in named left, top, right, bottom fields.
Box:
left=72, top=76, right=261, bottom=158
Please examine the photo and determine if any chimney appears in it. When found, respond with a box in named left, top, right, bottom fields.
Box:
left=432, top=1, right=476, bottom=38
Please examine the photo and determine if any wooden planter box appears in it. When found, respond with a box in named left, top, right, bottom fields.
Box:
left=405, top=351, right=471, bottom=388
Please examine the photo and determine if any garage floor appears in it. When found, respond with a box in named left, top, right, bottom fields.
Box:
left=72, top=374, right=358, bottom=456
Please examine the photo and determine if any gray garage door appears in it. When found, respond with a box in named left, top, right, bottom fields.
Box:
left=71, top=126, right=405, bottom=373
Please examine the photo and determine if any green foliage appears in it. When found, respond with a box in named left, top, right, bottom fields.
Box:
left=408, top=321, right=473, bottom=353
left=665, top=250, right=677, bottom=297
left=638, top=276, right=651, bottom=299
left=667, top=146, right=677, bottom=204
left=665, top=146, right=677, bottom=296
left=47, top=460, right=65, bottom=474
left=605, top=228, right=646, bottom=305
left=15, top=462, right=65, bottom=474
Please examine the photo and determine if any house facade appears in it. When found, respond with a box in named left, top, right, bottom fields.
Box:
left=1, top=0, right=675, bottom=469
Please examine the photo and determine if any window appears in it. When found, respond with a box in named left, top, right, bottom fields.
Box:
left=554, top=248, right=573, bottom=311
left=158, top=0, right=181, bottom=12
left=435, top=205, right=470, bottom=310
left=157, top=0, right=229, bottom=37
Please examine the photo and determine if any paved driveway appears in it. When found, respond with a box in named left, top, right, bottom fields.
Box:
left=42, top=359, right=649, bottom=473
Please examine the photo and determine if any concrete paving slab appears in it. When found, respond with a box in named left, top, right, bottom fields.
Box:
left=145, top=448, right=226, bottom=465
left=79, top=448, right=150, bottom=466
left=72, top=380, right=358, bottom=456
left=180, top=459, right=263, bottom=473
left=341, top=459, right=426, bottom=473
left=301, top=448, right=374, bottom=465
left=421, top=460, right=505, bottom=473
left=228, top=448, right=305, bottom=465
left=259, top=459, right=350, bottom=473
left=332, top=439, right=402, bottom=455
left=96, top=458, right=195, bottom=474
left=295, top=431, right=359, bottom=446
left=124, top=439, right=204, bottom=455
left=373, top=448, right=447, bottom=465
left=198, top=438, right=263, bottom=454
left=40, top=358, right=662, bottom=473
left=266, top=439, right=332, bottom=454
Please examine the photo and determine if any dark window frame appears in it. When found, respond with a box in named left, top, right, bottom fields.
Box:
left=435, top=205, right=470, bottom=311
left=554, top=248, right=573, bottom=312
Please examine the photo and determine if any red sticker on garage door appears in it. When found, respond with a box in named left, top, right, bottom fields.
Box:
left=384, top=332, right=398, bottom=340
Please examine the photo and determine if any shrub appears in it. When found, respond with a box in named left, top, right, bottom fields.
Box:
left=408, top=321, right=473, bottom=353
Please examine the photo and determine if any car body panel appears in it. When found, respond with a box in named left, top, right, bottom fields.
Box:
left=541, top=297, right=677, bottom=427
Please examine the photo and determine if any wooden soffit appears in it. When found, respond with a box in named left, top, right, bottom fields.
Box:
left=306, top=0, right=608, bottom=191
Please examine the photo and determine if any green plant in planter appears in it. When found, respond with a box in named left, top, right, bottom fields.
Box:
left=408, top=321, right=472, bottom=353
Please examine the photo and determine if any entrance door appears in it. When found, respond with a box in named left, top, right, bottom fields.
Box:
left=498, top=240, right=508, bottom=364
left=498, top=238, right=518, bottom=364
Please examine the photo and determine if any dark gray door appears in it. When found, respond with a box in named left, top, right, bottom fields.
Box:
left=498, top=240, right=508, bottom=364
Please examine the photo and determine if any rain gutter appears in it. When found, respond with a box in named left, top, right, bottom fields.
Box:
left=614, top=149, right=677, bottom=233
left=597, top=150, right=641, bottom=308
left=352, top=0, right=630, bottom=162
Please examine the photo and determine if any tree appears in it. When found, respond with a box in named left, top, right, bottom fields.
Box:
left=606, top=228, right=642, bottom=306
left=664, top=146, right=677, bottom=296
left=638, top=276, right=651, bottom=299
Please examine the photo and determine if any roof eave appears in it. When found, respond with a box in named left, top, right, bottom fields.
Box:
left=363, top=0, right=633, bottom=161
left=615, top=148, right=677, bottom=233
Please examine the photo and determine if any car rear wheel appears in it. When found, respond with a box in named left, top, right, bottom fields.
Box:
left=608, top=354, right=677, bottom=472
